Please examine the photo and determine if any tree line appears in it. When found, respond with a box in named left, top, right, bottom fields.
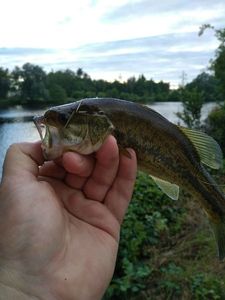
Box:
left=0, top=62, right=223, bottom=108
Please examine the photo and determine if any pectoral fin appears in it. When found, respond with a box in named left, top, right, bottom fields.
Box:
left=150, top=175, right=179, bottom=200
left=179, top=126, right=223, bottom=169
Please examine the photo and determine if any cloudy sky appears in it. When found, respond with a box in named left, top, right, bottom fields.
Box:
left=0, top=0, right=224, bottom=87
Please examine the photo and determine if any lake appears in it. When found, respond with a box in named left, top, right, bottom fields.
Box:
left=0, top=102, right=218, bottom=176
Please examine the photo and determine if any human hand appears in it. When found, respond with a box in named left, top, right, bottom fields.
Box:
left=0, top=136, right=137, bottom=300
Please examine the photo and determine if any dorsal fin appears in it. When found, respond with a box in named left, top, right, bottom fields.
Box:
left=179, top=126, right=223, bottom=169
left=150, top=175, right=179, bottom=200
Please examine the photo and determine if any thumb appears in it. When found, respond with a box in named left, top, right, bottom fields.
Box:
left=2, top=142, right=44, bottom=180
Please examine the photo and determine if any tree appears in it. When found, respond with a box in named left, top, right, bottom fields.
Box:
left=12, top=63, right=48, bottom=104
left=48, top=84, right=67, bottom=103
left=176, top=88, right=204, bottom=129
left=134, top=75, right=146, bottom=96
left=199, top=25, right=225, bottom=152
left=2, top=63, right=185, bottom=105
left=205, top=105, right=225, bottom=155
left=76, top=68, right=89, bottom=79
left=0, top=67, right=10, bottom=99
left=185, top=72, right=223, bottom=103
left=47, top=69, right=76, bottom=98
left=125, top=76, right=136, bottom=94
left=199, top=25, right=225, bottom=98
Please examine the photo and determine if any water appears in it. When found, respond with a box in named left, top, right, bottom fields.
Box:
left=0, top=102, right=219, bottom=176
left=0, top=106, right=43, bottom=175
left=148, top=101, right=217, bottom=124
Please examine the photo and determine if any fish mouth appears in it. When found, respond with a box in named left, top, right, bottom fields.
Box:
left=33, top=115, right=46, bottom=141
left=33, top=115, right=64, bottom=160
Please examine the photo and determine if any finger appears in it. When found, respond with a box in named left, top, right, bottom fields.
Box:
left=62, top=152, right=95, bottom=177
left=83, top=136, right=119, bottom=202
left=64, top=174, right=88, bottom=189
left=105, top=149, right=137, bottom=224
left=62, top=152, right=95, bottom=189
left=2, top=142, right=44, bottom=181
left=39, top=161, right=66, bottom=179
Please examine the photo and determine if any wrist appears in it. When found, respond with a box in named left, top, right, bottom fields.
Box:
left=0, top=266, right=56, bottom=300
left=0, top=265, right=103, bottom=300
left=0, top=281, right=38, bottom=300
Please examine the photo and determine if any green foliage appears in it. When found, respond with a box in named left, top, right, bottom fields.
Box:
left=191, top=273, right=223, bottom=300
left=200, top=25, right=225, bottom=98
left=154, top=262, right=225, bottom=300
left=0, top=67, right=10, bottom=99
left=103, top=171, right=225, bottom=299
left=48, top=83, right=67, bottom=104
left=176, top=87, right=204, bottom=129
left=167, top=89, right=182, bottom=102
left=104, top=172, right=185, bottom=299
left=210, top=27, right=225, bottom=98
left=205, top=104, right=225, bottom=154
left=0, top=60, right=223, bottom=108
left=0, top=64, right=177, bottom=107
left=106, top=259, right=152, bottom=299
left=11, top=63, right=49, bottom=105
left=157, top=262, right=184, bottom=298
left=47, top=69, right=77, bottom=98
left=185, top=72, right=223, bottom=103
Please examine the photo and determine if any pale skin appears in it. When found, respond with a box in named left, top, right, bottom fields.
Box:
left=0, top=136, right=137, bottom=300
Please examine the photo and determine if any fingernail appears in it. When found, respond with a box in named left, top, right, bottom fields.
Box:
left=126, top=148, right=135, bottom=157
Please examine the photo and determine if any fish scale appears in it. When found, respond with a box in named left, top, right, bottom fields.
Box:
left=34, top=98, right=225, bottom=260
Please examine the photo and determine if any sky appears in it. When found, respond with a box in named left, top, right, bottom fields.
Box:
left=0, top=0, right=225, bottom=88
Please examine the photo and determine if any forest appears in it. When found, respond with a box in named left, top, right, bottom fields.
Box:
left=0, top=63, right=224, bottom=108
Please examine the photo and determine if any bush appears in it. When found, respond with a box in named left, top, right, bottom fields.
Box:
left=103, top=172, right=225, bottom=299
left=157, top=262, right=184, bottom=298
left=104, top=172, right=185, bottom=299
left=176, top=88, right=204, bottom=129
left=191, top=273, right=224, bottom=300
left=205, top=104, right=225, bottom=155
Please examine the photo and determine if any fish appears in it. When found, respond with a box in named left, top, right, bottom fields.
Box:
left=34, top=97, right=225, bottom=260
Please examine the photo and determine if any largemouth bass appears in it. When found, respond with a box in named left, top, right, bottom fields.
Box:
left=34, top=98, right=225, bottom=260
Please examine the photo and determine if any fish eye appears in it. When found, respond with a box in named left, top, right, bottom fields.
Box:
left=44, top=110, right=57, bottom=123
left=98, top=110, right=104, bottom=115
left=44, top=110, right=67, bottom=126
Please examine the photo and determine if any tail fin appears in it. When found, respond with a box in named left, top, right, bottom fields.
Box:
left=211, top=221, right=225, bottom=260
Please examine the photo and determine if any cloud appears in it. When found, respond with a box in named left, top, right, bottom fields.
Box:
left=0, top=30, right=218, bottom=87
left=100, top=0, right=225, bottom=42
left=103, top=0, right=225, bottom=23
left=0, top=0, right=223, bottom=86
left=0, top=48, right=53, bottom=56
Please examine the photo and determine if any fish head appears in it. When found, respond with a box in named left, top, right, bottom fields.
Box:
left=34, top=104, right=114, bottom=160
